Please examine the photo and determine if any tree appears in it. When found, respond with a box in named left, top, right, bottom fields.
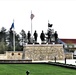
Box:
left=7, top=30, right=22, bottom=51
left=0, top=27, right=24, bottom=51
left=0, top=39, right=8, bottom=53
left=0, top=27, right=7, bottom=43
left=20, top=29, right=27, bottom=50
left=0, top=27, right=8, bottom=53
left=15, top=34, right=22, bottom=51
left=20, top=29, right=26, bottom=45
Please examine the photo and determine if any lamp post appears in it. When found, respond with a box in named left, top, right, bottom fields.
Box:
left=26, top=71, right=30, bottom=75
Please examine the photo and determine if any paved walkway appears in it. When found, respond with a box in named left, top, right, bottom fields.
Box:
left=32, top=59, right=76, bottom=65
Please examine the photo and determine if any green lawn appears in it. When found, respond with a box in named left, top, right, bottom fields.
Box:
left=0, top=64, right=76, bottom=75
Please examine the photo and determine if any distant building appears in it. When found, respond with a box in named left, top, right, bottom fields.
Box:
left=60, top=39, right=76, bottom=52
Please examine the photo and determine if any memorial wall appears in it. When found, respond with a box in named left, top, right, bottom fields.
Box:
left=24, top=44, right=65, bottom=61
left=0, top=44, right=73, bottom=60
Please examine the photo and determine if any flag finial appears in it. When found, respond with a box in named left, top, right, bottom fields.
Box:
left=13, top=19, right=14, bottom=23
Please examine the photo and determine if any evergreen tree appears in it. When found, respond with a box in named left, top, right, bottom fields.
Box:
left=0, top=39, right=8, bottom=53
left=7, top=30, right=21, bottom=51
left=20, top=29, right=26, bottom=45
left=0, top=27, right=7, bottom=43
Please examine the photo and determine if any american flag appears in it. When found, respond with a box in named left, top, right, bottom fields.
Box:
left=30, top=12, right=34, bottom=20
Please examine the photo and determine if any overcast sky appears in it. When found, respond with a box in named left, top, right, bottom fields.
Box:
left=0, top=0, right=76, bottom=42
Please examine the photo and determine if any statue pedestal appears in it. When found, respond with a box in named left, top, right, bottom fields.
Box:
left=24, top=44, right=65, bottom=61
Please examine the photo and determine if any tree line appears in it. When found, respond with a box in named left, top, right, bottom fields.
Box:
left=0, top=27, right=26, bottom=54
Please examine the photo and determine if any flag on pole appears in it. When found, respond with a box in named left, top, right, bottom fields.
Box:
left=48, top=23, right=53, bottom=27
left=10, top=22, right=14, bottom=30
left=30, top=11, right=34, bottom=37
left=10, top=20, right=15, bottom=51
left=30, top=12, right=34, bottom=20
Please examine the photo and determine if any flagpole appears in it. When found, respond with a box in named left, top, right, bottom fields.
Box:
left=13, top=30, right=15, bottom=51
left=48, top=20, right=49, bottom=30
left=13, top=20, right=15, bottom=52
left=31, top=11, right=32, bottom=36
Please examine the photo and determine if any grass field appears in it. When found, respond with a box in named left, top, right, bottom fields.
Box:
left=0, top=64, right=76, bottom=75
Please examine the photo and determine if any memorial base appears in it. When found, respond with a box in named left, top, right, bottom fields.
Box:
left=24, top=44, right=65, bottom=61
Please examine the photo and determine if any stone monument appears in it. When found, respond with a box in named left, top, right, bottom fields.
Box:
left=24, top=44, right=65, bottom=61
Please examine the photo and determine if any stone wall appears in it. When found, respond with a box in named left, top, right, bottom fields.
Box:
left=0, top=44, right=65, bottom=60
left=65, top=53, right=73, bottom=59
left=24, top=44, right=65, bottom=61
left=0, top=54, right=7, bottom=59
left=6, top=51, right=23, bottom=60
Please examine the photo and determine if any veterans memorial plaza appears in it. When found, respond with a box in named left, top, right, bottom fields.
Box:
left=0, top=21, right=76, bottom=65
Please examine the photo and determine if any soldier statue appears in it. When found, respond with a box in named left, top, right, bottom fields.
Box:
left=46, top=30, right=52, bottom=43
left=27, top=31, right=31, bottom=43
left=40, top=30, right=45, bottom=43
left=33, top=30, right=38, bottom=43
left=54, top=31, right=58, bottom=44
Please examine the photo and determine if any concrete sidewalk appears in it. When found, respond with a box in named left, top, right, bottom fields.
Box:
left=32, top=59, right=76, bottom=65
